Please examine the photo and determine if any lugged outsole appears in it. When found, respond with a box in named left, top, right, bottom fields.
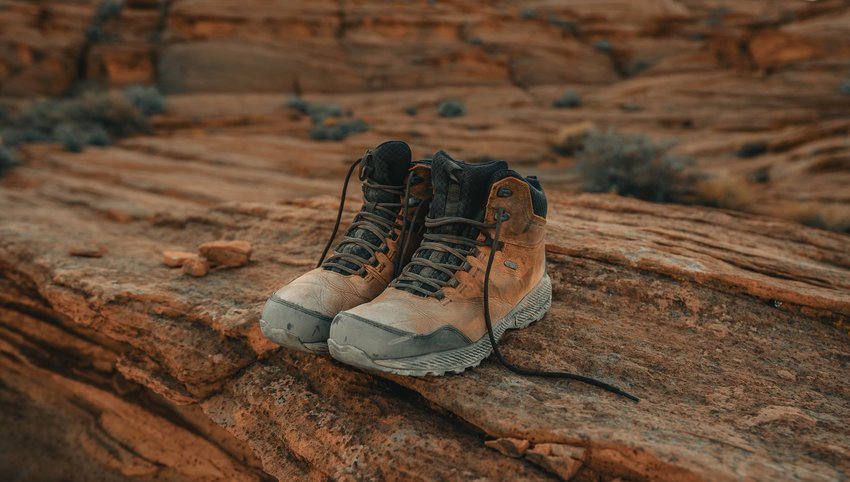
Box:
left=260, top=318, right=329, bottom=354
left=328, top=274, right=552, bottom=376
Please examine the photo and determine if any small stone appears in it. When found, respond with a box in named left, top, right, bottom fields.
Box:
left=776, top=369, right=796, bottom=382
left=198, top=240, right=252, bottom=268
left=182, top=256, right=210, bottom=277
left=162, top=250, right=196, bottom=268
left=69, top=243, right=107, bottom=258
left=525, top=443, right=585, bottom=480
left=484, top=438, right=530, bottom=458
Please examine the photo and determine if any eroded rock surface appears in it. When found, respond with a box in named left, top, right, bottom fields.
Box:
left=1, top=136, right=848, bottom=480
left=1, top=0, right=849, bottom=480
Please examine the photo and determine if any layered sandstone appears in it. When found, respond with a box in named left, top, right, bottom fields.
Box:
left=1, top=134, right=848, bottom=480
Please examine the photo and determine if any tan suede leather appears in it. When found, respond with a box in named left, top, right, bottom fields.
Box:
left=275, top=163, right=432, bottom=317
left=344, top=175, right=546, bottom=341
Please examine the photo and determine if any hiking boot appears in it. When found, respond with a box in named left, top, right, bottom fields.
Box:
left=328, top=151, right=551, bottom=374
left=260, top=141, right=432, bottom=354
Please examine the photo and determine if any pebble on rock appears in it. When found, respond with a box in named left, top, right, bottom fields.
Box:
left=162, top=250, right=197, bottom=268
left=182, top=256, right=210, bottom=277
left=69, top=243, right=107, bottom=258
left=484, top=438, right=530, bottom=458
left=198, top=240, right=252, bottom=268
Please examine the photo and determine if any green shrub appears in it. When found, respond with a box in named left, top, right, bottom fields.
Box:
left=310, top=119, right=369, bottom=141
left=0, top=87, right=160, bottom=158
left=576, top=130, right=691, bottom=202
left=548, top=17, right=578, bottom=35
left=552, top=90, right=581, bottom=108
left=839, top=80, right=850, bottom=96
left=307, top=104, right=344, bottom=124
left=594, top=39, right=612, bottom=52
left=286, top=94, right=310, bottom=114
left=96, top=0, right=123, bottom=20
left=53, top=124, right=85, bottom=152
left=0, top=146, right=18, bottom=175
left=737, top=141, right=767, bottom=158
left=627, top=59, right=652, bottom=76
left=123, top=85, right=166, bottom=115
left=287, top=94, right=368, bottom=142
left=438, top=100, right=466, bottom=117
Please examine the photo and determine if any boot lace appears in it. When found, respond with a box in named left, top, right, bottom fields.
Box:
left=393, top=208, right=641, bottom=402
left=317, top=155, right=413, bottom=276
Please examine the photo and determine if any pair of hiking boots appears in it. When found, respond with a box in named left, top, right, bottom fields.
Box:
left=260, top=141, right=636, bottom=400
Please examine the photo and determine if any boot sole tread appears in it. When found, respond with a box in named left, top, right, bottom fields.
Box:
left=328, top=274, right=553, bottom=376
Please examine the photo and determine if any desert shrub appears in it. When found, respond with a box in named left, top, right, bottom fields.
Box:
left=594, top=39, right=612, bottom=53
left=85, top=124, right=112, bottom=146
left=124, top=85, right=166, bottom=115
left=548, top=17, right=578, bottom=35
left=627, top=58, right=653, bottom=76
left=0, top=146, right=18, bottom=175
left=520, top=8, right=537, bottom=19
left=694, top=175, right=754, bottom=210
left=839, top=80, right=850, bottom=96
left=751, top=166, right=770, bottom=183
left=307, top=104, right=345, bottom=124
left=707, top=6, right=729, bottom=26
left=789, top=203, right=850, bottom=233
left=737, top=141, right=768, bottom=158
left=286, top=94, right=310, bottom=113
left=53, top=124, right=86, bottom=152
left=86, top=0, right=123, bottom=43
left=96, top=0, right=123, bottom=20
left=404, top=106, right=418, bottom=116
left=438, top=100, right=466, bottom=117
left=287, top=95, right=368, bottom=142
left=552, top=90, right=581, bottom=108
left=311, top=119, right=369, bottom=141
left=576, top=129, right=691, bottom=202
left=0, top=86, right=161, bottom=155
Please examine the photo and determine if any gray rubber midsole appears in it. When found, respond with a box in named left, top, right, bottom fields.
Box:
left=260, top=319, right=329, bottom=354
left=260, top=296, right=332, bottom=354
left=329, top=274, right=552, bottom=376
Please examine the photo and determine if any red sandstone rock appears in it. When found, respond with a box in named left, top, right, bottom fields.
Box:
left=485, top=438, right=530, bottom=458
left=0, top=1, right=849, bottom=479
left=69, top=243, right=107, bottom=258
left=162, top=250, right=196, bottom=268
left=181, top=256, right=210, bottom=277
left=198, top=240, right=252, bottom=268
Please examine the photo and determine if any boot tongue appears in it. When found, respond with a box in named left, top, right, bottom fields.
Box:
left=325, top=141, right=411, bottom=275
left=394, top=151, right=507, bottom=296
left=429, top=151, right=508, bottom=229
left=362, top=140, right=412, bottom=203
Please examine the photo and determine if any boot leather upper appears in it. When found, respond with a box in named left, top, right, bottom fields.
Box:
left=273, top=162, right=432, bottom=318
left=342, top=175, right=546, bottom=343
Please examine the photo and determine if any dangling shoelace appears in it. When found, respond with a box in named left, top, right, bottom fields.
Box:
left=392, top=208, right=640, bottom=402
left=317, top=156, right=414, bottom=276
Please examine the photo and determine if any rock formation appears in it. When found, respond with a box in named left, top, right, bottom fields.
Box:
left=1, top=0, right=849, bottom=480
left=1, top=136, right=848, bottom=480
